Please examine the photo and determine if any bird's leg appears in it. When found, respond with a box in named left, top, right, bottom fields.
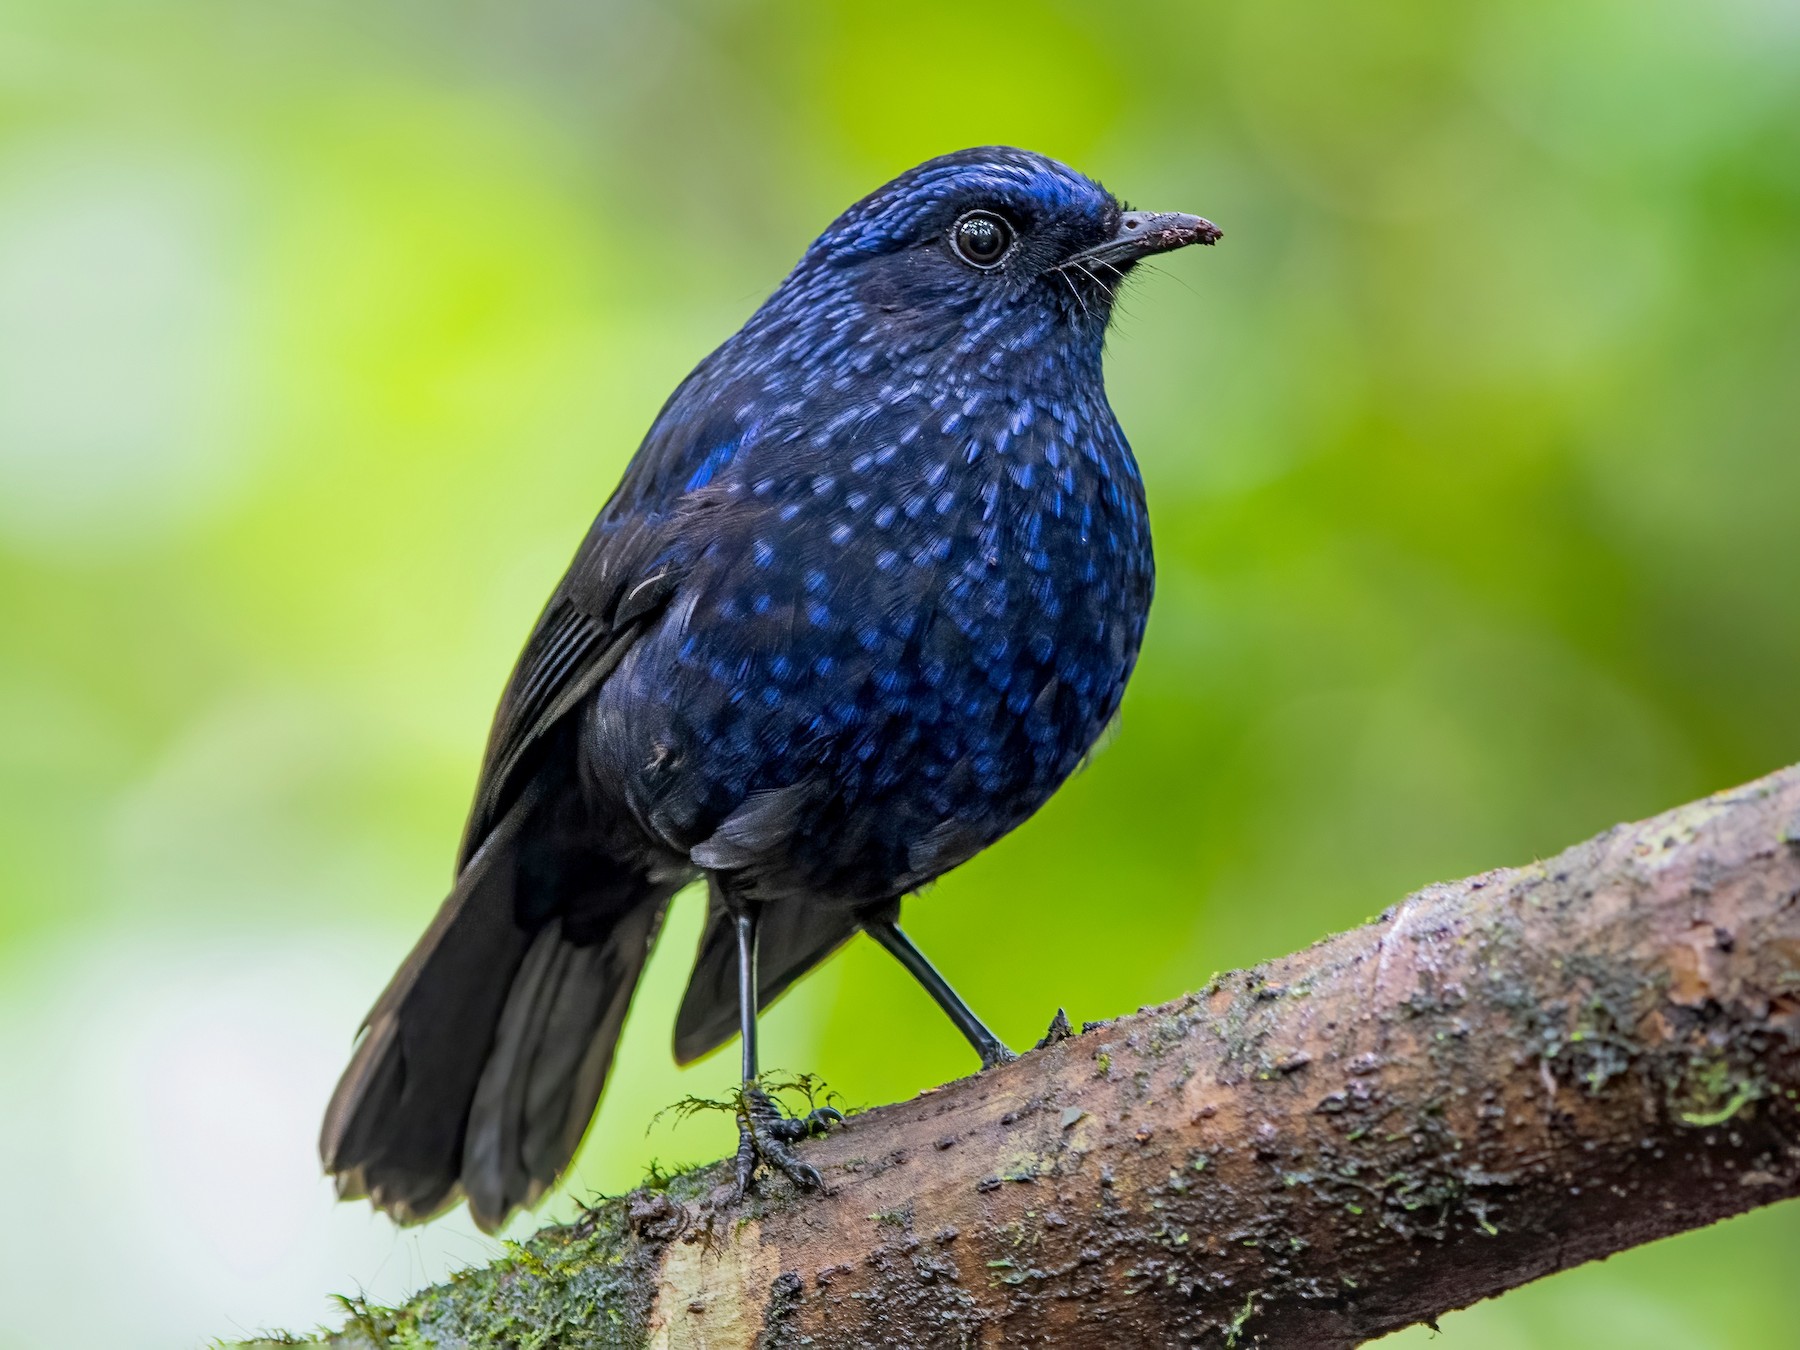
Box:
left=727, top=896, right=833, bottom=1200
left=863, top=919, right=1018, bottom=1070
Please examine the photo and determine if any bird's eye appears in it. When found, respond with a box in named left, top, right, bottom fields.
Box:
left=950, top=211, right=1014, bottom=269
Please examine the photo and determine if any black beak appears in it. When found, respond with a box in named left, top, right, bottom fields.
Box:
left=1062, top=210, right=1223, bottom=271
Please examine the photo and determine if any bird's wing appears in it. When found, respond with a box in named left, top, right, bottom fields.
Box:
left=452, top=450, right=727, bottom=871
left=455, top=606, right=633, bottom=871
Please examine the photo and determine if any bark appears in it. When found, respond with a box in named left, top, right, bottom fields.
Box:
left=249, top=764, right=1800, bottom=1349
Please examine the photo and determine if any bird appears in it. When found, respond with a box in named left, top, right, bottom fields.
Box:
left=320, top=146, right=1220, bottom=1233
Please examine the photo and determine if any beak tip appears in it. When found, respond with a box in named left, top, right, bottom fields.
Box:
left=1137, top=212, right=1223, bottom=253
left=1185, top=216, right=1223, bottom=247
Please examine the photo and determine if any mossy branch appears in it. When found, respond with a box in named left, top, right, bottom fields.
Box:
left=241, top=764, right=1800, bottom=1348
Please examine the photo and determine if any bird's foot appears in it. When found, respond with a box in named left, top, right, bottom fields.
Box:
left=728, top=1085, right=840, bottom=1201
left=979, top=1042, right=1020, bottom=1071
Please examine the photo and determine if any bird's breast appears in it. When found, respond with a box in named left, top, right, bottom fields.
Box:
left=587, top=387, right=1153, bottom=899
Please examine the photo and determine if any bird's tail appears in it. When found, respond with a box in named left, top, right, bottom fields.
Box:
left=320, top=786, right=671, bottom=1231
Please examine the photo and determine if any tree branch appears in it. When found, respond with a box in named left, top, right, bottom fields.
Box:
left=250, top=764, right=1800, bottom=1348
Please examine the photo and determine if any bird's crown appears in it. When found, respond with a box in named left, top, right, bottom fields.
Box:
left=811, top=146, right=1120, bottom=266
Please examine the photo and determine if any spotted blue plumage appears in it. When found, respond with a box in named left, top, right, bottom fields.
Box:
left=322, top=146, right=1219, bottom=1231
left=580, top=150, right=1152, bottom=899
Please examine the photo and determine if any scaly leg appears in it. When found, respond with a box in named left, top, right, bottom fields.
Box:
left=864, top=918, right=1017, bottom=1070
left=726, top=894, right=838, bottom=1199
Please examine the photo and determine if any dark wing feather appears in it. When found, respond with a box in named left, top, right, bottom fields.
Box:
left=456, top=603, right=617, bottom=869
left=454, top=511, right=686, bottom=870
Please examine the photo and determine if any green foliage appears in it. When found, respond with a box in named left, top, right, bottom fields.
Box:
left=1, top=1, right=1798, bottom=1347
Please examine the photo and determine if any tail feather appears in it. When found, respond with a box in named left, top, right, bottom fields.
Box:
left=322, top=790, right=538, bottom=1222
left=520, top=904, right=662, bottom=1175
left=462, top=904, right=663, bottom=1226
left=459, top=919, right=570, bottom=1221
left=321, top=785, right=670, bottom=1231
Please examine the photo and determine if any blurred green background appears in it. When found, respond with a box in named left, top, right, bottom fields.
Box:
left=2, top=0, right=1797, bottom=1345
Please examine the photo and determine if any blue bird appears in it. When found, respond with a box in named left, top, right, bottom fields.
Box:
left=321, top=147, right=1220, bottom=1231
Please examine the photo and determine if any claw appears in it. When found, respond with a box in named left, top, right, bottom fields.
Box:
left=805, top=1104, right=845, bottom=1135
left=726, top=1086, right=832, bottom=1201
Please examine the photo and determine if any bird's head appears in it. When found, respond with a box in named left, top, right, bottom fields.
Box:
left=767, top=147, right=1220, bottom=361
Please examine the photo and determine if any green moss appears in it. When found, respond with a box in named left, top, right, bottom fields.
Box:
left=638, top=1156, right=704, bottom=1192
left=1675, top=1055, right=1766, bottom=1128
left=1224, top=1292, right=1258, bottom=1347
left=1680, top=1079, right=1762, bottom=1127
left=233, top=1182, right=687, bottom=1348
